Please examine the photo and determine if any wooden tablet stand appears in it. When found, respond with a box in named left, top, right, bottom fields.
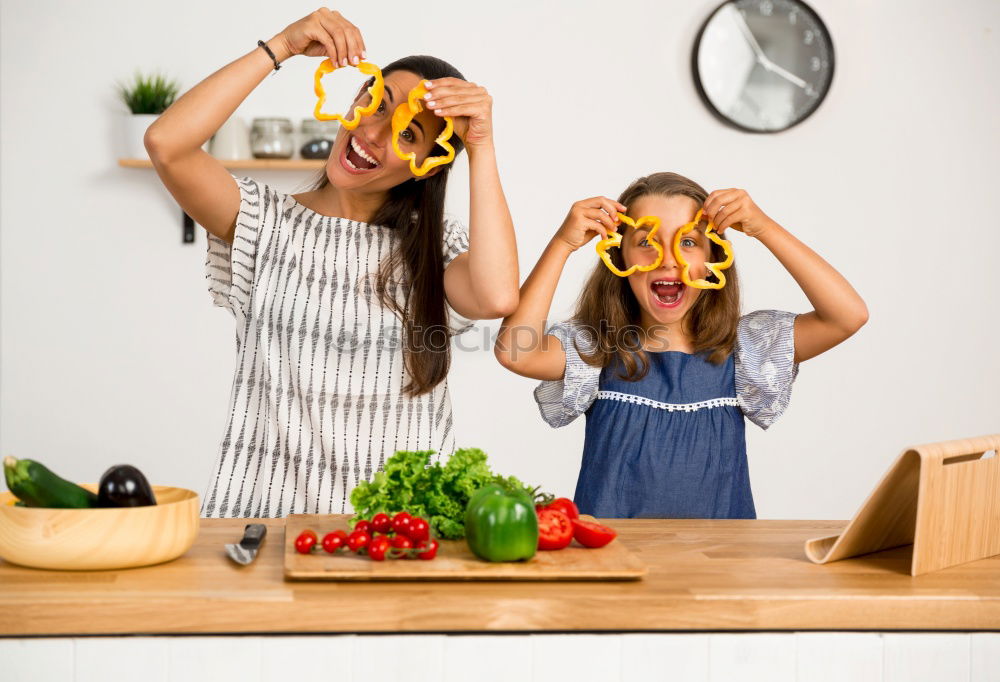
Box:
left=805, top=434, right=1000, bottom=576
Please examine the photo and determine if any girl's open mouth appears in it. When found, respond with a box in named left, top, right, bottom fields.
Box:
left=650, top=279, right=684, bottom=308
left=341, top=134, right=380, bottom=173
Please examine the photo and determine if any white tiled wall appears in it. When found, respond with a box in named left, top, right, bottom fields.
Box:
left=2, top=633, right=999, bottom=682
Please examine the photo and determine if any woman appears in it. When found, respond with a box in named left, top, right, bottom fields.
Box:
left=145, top=9, right=519, bottom=518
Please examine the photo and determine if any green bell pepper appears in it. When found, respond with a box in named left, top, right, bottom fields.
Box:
left=464, top=482, right=539, bottom=562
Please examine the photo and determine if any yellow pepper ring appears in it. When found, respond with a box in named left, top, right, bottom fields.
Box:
left=391, top=83, right=456, bottom=177
left=595, top=214, right=664, bottom=278
left=672, top=209, right=735, bottom=290
left=313, top=59, right=385, bottom=130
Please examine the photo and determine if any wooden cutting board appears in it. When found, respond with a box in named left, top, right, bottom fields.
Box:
left=283, top=514, right=647, bottom=581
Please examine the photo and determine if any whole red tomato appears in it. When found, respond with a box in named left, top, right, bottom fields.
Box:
left=390, top=534, right=413, bottom=558
left=537, top=509, right=573, bottom=550
left=368, top=535, right=391, bottom=561
left=346, top=529, right=371, bottom=553
left=371, top=513, right=391, bottom=534
left=294, top=530, right=317, bottom=554
left=537, top=497, right=580, bottom=520
left=353, top=519, right=372, bottom=535
left=416, top=539, right=439, bottom=560
left=391, top=511, right=413, bottom=536
left=571, top=519, right=617, bottom=548
left=407, top=517, right=430, bottom=543
left=321, top=530, right=348, bottom=553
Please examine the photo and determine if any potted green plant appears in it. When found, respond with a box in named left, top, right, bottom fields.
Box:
left=118, top=72, right=180, bottom=159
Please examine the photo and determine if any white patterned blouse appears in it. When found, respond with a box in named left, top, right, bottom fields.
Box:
left=201, top=176, right=470, bottom=518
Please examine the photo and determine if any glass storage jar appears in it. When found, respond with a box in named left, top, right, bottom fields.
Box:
left=250, top=118, right=294, bottom=159
left=299, top=119, right=339, bottom=159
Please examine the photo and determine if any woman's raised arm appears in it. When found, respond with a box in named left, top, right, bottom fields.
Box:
left=144, top=9, right=365, bottom=241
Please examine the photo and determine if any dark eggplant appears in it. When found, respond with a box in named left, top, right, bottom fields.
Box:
left=97, top=465, right=157, bottom=507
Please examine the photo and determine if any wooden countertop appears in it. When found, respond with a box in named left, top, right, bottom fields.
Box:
left=3, top=518, right=999, bottom=635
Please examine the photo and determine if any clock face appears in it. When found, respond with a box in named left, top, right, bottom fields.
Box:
left=693, top=0, right=835, bottom=133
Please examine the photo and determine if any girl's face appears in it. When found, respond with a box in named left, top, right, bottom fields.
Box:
left=325, top=70, right=446, bottom=192
left=621, top=194, right=712, bottom=327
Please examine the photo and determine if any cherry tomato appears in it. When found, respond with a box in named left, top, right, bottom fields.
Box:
left=346, top=530, right=371, bottom=553
left=537, top=509, right=573, bottom=550
left=371, top=512, right=392, bottom=534
left=368, top=535, right=391, bottom=561
left=353, top=519, right=372, bottom=535
left=407, top=517, right=430, bottom=543
left=389, top=534, right=413, bottom=558
left=294, top=530, right=317, bottom=555
left=416, top=539, right=439, bottom=560
left=391, top=511, right=413, bottom=537
left=571, top=519, right=617, bottom=548
left=538, top=497, right=580, bottom=520
left=321, top=530, right=348, bottom=553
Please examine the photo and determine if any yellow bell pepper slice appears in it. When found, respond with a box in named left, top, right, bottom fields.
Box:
left=313, top=59, right=385, bottom=130
left=391, top=83, right=456, bottom=177
left=595, top=214, right=664, bottom=277
left=672, top=209, right=735, bottom=290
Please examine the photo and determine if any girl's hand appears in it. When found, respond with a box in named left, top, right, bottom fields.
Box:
left=554, top=197, right=627, bottom=251
left=273, top=9, right=366, bottom=66
left=702, top=188, right=777, bottom=239
left=423, top=78, right=495, bottom=150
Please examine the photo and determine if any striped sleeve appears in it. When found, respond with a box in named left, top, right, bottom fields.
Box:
left=442, top=216, right=474, bottom=334
left=442, top=216, right=469, bottom=268
left=735, top=309, right=799, bottom=429
left=205, top=176, right=265, bottom=319
left=533, top=321, right=602, bottom=428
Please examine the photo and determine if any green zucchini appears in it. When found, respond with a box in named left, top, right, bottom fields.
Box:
left=3, top=456, right=99, bottom=508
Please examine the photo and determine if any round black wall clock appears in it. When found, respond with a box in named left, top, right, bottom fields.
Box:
left=693, top=0, right=835, bottom=133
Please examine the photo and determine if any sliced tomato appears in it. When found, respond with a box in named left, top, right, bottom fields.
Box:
left=571, top=518, right=617, bottom=548
left=538, top=497, right=580, bottom=520
left=537, top=508, right=573, bottom=550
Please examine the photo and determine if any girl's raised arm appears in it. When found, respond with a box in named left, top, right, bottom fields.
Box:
left=495, top=197, right=624, bottom=380
left=144, top=9, right=365, bottom=242
left=703, top=189, right=869, bottom=363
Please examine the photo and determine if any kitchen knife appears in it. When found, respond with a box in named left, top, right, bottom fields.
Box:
left=225, top=523, right=267, bottom=565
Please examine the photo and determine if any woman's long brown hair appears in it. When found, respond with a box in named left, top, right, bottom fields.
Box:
left=312, top=55, right=465, bottom=396
left=574, top=172, right=741, bottom=380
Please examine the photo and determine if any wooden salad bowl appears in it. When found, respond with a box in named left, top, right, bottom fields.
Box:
left=0, top=485, right=199, bottom=570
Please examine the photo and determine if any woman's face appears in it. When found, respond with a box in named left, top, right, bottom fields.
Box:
left=325, top=70, right=447, bottom=192
left=621, top=194, right=712, bottom=327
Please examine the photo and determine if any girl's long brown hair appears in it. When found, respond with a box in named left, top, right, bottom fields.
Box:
left=313, top=55, right=465, bottom=396
left=574, top=172, right=741, bottom=380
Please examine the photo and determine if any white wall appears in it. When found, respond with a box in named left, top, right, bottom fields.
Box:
left=1, top=0, right=997, bottom=520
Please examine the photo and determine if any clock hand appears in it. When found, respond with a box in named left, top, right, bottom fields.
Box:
left=730, top=8, right=767, bottom=62
left=760, top=58, right=809, bottom=89
left=730, top=8, right=811, bottom=90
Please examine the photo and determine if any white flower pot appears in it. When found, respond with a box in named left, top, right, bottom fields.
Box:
left=124, top=113, right=159, bottom=160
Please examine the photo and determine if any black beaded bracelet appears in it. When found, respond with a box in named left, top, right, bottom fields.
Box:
left=257, top=40, right=281, bottom=71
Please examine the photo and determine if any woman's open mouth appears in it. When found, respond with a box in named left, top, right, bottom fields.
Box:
left=650, top=279, right=684, bottom=308
left=340, top=134, right=381, bottom=173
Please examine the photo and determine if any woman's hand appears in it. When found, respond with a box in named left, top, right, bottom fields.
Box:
left=553, top=197, right=627, bottom=251
left=272, top=9, right=366, bottom=66
left=702, top=188, right=777, bottom=238
left=423, top=78, right=495, bottom=150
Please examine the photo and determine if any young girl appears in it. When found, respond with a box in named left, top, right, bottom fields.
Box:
left=496, top=172, right=867, bottom=518
left=146, top=9, right=518, bottom=518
